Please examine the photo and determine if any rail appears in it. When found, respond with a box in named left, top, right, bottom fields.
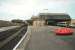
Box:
left=13, top=26, right=32, bottom=50
left=0, top=26, right=20, bottom=32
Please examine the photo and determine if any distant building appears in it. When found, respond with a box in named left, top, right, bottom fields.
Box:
left=70, top=19, right=75, bottom=25
left=38, top=13, right=71, bottom=26
left=31, top=16, right=45, bottom=27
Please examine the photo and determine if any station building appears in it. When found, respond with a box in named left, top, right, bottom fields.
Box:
left=38, top=13, right=71, bottom=26
left=31, top=13, right=71, bottom=27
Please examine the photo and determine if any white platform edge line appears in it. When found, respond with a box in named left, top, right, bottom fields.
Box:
left=13, top=27, right=29, bottom=50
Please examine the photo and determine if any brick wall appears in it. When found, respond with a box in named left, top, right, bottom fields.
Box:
left=33, top=20, right=45, bottom=27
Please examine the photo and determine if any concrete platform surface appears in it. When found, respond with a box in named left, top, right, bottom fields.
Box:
left=26, top=26, right=75, bottom=50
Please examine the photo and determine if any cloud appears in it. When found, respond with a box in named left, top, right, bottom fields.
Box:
left=0, top=0, right=35, bottom=20
left=0, top=0, right=75, bottom=20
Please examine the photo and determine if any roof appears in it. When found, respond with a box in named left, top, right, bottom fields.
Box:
left=39, top=13, right=68, bottom=15
left=39, top=13, right=71, bottom=20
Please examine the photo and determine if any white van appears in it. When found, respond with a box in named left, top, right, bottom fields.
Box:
left=57, top=22, right=67, bottom=27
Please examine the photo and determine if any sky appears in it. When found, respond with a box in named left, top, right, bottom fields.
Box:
left=0, top=0, right=75, bottom=21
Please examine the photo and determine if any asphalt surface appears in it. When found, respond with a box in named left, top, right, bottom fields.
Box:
left=26, top=26, right=75, bottom=50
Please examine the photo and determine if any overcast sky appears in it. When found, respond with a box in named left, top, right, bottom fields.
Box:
left=0, top=0, right=75, bottom=21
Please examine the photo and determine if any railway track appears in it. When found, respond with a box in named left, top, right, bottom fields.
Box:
left=0, top=26, right=28, bottom=50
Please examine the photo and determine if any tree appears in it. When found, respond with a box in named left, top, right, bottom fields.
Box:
left=11, top=19, right=24, bottom=23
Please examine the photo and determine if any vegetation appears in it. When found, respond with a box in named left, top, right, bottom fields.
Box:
left=11, top=19, right=28, bottom=26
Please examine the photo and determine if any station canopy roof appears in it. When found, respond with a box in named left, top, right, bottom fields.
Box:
left=39, top=13, right=71, bottom=21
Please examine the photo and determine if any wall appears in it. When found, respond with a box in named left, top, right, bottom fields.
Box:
left=33, top=20, right=45, bottom=27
